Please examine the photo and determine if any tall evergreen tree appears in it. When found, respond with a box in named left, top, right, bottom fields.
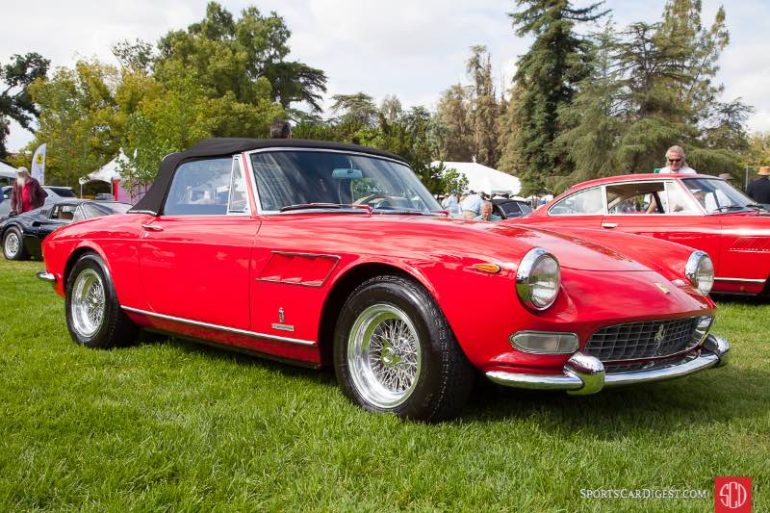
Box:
left=558, top=2, right=750, bottom=186
left=435, top=84, right=473, bottom=161
left=466, top=45, right=499, bottom=166
left=509, top=0, right=607, bottom=194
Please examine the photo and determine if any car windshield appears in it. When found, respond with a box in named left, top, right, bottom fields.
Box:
left=250, top=150, right=441, bottom=214
left=46, top=187, right=76, bottom=198
left=681, top=178, right=759, bottom=214
left=82, top=202, right=133, bottom=218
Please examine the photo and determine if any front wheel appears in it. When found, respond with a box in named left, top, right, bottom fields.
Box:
left=334, top=275, right=475, bottom=421
left=3, top=227, right=28, bottom=260
left=65, top=253, right=137, bottom=348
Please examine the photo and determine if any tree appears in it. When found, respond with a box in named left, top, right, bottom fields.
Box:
left=28, top=60, right=120, bottom=187
left=156, top=2, right=326, bottom=111
left=466, top=45, right=499, bottom=166
left=508, top=0, right=607, bottom=194
left=119, top=61, right=283, bottom=184
left=557, top=2, right=750, bottom=188
left=748, top=132, right=770, bottom=167
left=435, top=84, right=473, bottom=161
left=0, top=53, right=50, bottom=158
left=496, top=85, right=524, bottom=175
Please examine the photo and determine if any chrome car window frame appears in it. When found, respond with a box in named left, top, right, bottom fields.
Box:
left=162, top=156, right=233, bottom=217
left=604, top=180, right=667, bottom=215
left=243, top=147, right=419, bottom=216
left=226, top=155, right=251, bottom=217
left=664, top=179, right=704, bottom=215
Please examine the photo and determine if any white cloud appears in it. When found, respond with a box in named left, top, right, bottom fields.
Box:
left=2, top=0, right=769, bottom=153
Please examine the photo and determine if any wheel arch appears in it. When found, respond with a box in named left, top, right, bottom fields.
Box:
left=1, top=221, right=21, bottom=240
left=317, top=261, right=438, bottom=367
left=63, top=244, right=111, bottom=289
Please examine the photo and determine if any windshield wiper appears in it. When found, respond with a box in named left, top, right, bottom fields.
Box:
left=372, top=208, right=444, bottom=216
left=713, top=205, right=750, bottom=213
left=279, top=203, right=371, bottom=213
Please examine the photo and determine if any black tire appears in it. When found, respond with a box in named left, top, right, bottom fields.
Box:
left=3, top=227, right=28, bottom=261
left=333, top=275, right=475, bottom=422
left=65, top=253, right=137, bottom=348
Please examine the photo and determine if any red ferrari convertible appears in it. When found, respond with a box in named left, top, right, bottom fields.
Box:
left=38, top=139, right=729, bottom=421
left=523, top=173, right=770, bottom=296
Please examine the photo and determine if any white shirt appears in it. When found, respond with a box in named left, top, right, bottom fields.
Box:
left=659, top=164, right=697, bottom=174
left=460, top=193, right=482, bottom=214
left=441, top=195, right=458, bottom=209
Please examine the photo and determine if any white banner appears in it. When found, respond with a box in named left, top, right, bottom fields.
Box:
left=31, top=143, right=47, bottom=184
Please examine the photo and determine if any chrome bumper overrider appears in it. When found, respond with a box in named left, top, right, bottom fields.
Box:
left=486, top=334, right=730, bottom=395
left=36, top=271, right=56, bottom=283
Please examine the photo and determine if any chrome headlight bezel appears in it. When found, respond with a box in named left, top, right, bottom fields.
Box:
left=516, top=248, right=561, bottom=311
left=685, top=251, right=714, bottom=295
left=510, top=331, right=579, bottom=354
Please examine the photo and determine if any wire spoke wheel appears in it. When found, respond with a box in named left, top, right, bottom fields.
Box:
left=347, top=304, right=422, bottom=409
left=71, top=268, right=106, bottom=338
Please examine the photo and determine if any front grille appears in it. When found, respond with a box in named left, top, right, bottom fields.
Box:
left=585, top=317, right=701, bottom=362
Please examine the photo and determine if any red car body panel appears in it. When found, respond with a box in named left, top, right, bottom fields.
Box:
left=43, top=205, right=715, bottom=372
left=524, top=173, right=770, bottom=295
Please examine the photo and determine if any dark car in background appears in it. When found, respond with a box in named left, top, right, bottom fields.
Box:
left=492, top=197, right=533, bottom=219
left=0, top=185, right=77, bottom=222
left=1, top=199, right=132, bottom=260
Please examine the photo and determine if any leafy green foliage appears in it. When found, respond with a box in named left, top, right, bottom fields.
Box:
left=0, top=53, right=49, bottom=158
left=555, top=2, right=751, bottom=191
left=156, top=2, right=326, bottom=111
left=748, top=132, right=770, bottom=168
left=28, top=61, right=121, bottom=187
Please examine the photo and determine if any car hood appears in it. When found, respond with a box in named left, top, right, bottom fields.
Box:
left=278, top=214, right=656, bottom=273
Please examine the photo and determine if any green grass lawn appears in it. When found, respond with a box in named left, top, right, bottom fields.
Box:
left=0, top=260, right=767, bottom=512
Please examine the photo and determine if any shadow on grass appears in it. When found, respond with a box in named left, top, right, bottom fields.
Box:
left=132, top=330, right=766, bottom=432
left=461, top=363, right=767, bottom=436
left=712, top=294, right=770, bottom=305
left=137, top=330, right=337, bottom=388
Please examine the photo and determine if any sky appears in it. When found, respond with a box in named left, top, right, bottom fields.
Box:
left=1, top=0, right=769, bottom=153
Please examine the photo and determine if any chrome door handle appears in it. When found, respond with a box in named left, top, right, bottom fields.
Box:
left=141, top=223, right=164, bottom=232
left=601, top=222, right=618, bottom=229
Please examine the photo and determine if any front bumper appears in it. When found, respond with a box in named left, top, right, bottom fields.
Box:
left=486, top=334, right=730, bottom=394
left=36, top=271, right=56, bottom=283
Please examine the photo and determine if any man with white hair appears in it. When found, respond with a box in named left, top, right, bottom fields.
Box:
left=659, top=145, right=697, bottom=174
left=10, top=167, right=47, bottom=215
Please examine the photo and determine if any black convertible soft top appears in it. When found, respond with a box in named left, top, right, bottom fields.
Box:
left=130, top=138, right=407, bottom=215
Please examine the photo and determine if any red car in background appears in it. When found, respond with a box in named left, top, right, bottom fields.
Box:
left=523, top=173, right=770, bottom=296
left=38, top=140, right=729, bottom=421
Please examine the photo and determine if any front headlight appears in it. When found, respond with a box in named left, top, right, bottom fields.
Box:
left=516, top=248, right=560, bottom=310
left=685, top=251, right=714, bottom=295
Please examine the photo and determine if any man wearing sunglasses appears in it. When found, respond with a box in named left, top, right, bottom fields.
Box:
left=659, top=145, right=697, bottom=174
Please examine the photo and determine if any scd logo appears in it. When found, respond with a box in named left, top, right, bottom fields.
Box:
left=715, top=477, right=751, bottom=513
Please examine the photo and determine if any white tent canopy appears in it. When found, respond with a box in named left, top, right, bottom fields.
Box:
left=432, top=160, right=521, bottom=196
left=79, top=150, right=128, bottom=185
left=1, top=160, right=17, bottom=177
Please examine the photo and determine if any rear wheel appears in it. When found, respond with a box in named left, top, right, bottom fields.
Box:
left=3, top=227, right=28, bottom=260
left=65, top=253, right=137, bottom=348
left=334, top=275, right=475, bottom=421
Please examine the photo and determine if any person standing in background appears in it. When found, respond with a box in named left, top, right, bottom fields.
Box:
left=270, top=119, right=292, bottom=139
left=659, top=146, right=697, bottom=174
left=747, top=166, right=770, bottom=205
left=10, top=167, right=47, bottom=215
